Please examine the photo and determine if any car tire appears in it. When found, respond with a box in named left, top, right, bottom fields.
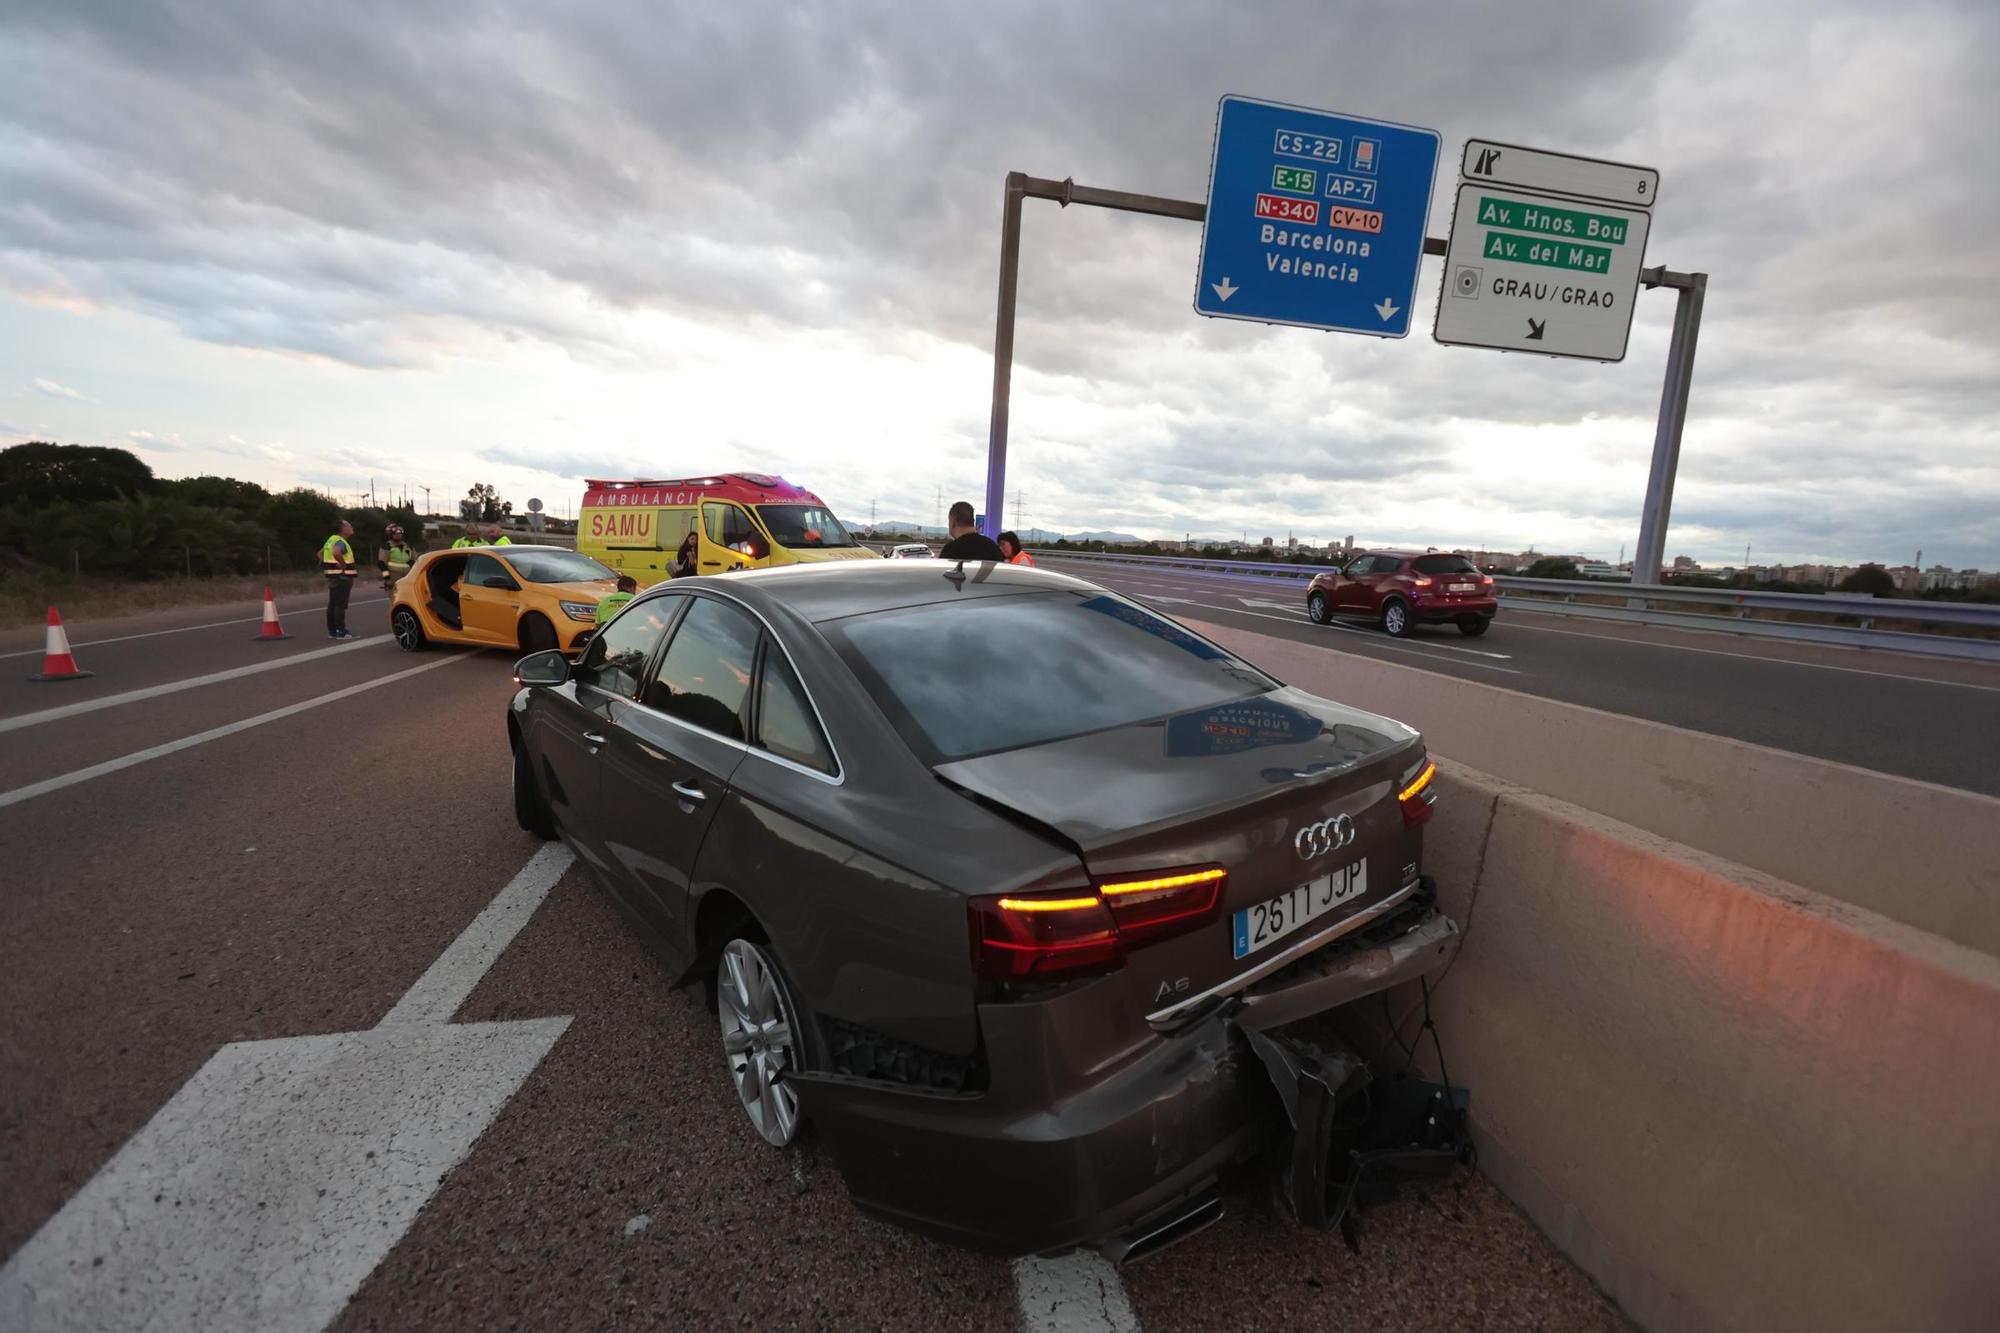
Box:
left=1382, top=598, right=1413, bottom=637
left=1307, top=591, right=1332, bottom=624
left=518, top=612, right=558, bottom=653
left=1458, top=617, right=1490, bottom=637
left=391, top=606, right=427, bottom=652
left=717, top=936, right=808, bottom=1149
left=512, top=742, right=556, bottom=840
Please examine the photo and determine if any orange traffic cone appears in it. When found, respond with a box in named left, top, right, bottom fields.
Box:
left=252, top=585, right=290, bottom=641
left=29, top=606, right=94, bottom=682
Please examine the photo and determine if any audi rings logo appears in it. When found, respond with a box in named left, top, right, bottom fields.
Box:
left=1294, top=814, right=1356, bottom=861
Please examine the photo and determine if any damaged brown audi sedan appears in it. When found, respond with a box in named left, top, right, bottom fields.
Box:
left=507, top=559, right=1459, bottom=1258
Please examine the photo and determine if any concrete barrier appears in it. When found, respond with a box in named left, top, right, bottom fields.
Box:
left=1185, top=620, right=2000, bottom=958
left=1359, top=762, right=2000, bottom=1333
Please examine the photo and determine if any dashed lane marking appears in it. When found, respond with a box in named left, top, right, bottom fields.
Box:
left=1496, top=612, right=2000, bottom=692
left=0, top=653, right=466, bottom=808
left=0, top=845, right=577, bottom=1333
left=1, top=635, right=391, bottom=734
left=1014, top=1252, right=1140, bottom=1333
left=0, top=597, right=389, bottom=659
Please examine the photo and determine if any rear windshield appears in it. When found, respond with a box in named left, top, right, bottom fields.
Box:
left=505, top=550, right=615, bottom=583
left=828, top=592, right=1277, bottom=762
left=758, top=505, right=857, bottom=549
left=1412, top=555, right=1477, bottom=575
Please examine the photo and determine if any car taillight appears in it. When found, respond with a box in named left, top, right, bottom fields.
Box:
left=1481, top=574, right=1494, bottom=586
left=970, top=891, right=1122, bottom=981
left=1411, top=575, right=1433, bottom=588
left=969, top=866, right=1228, bottom=981
left=1097, top=866, right=1226, bottom=945
left=1398, top=759, right=1439, bottom=827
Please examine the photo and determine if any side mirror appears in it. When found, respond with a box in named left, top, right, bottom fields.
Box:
left=482, top=575, right=518, bottom=590
left=514, top=649, right=569, bottom=687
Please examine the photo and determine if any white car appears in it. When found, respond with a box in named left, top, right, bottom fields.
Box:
left=887, top=543, right=934, bottom=559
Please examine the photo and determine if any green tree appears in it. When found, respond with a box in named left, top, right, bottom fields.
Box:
left=0, top=442, right=158, bottom=505
left=464, top=482, right=510, bottom=522
left=1837, top=563, right=1895, bottom=596
left=163, top=475, right=272, bottom=513
left=1523, top=556, right=1580, bottom=580
left=261, top=489, right=343, bottom=568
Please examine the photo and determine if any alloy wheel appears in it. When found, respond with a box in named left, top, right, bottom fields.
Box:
left=1307, top=591, right=1330, bottom=624
left=392, top=608, right=422, bottom=650
left=1384, top=602, right=1407, bottom=635
left=717, top=938, right=802, bottom=1147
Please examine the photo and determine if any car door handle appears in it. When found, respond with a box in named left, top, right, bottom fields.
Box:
left=671, top=779, right=707, bottom=803
left=583, top=731, right=608, bottom=746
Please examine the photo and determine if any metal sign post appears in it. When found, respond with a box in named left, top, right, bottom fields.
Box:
left=982, top=126, right=1702, bottom=571
left=1629, top=267, right=1708, bottom=585
left=983, top=174, right=1202, bottom=538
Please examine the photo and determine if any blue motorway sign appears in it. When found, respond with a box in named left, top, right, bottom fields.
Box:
left=1194, top=95, right=1441, bottom=337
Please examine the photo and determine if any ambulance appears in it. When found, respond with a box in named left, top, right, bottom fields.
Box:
left=576, top=474, right=878, bottom=585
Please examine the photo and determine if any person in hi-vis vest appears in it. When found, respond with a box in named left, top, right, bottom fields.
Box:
left=321, top=520, right=359, bottom=639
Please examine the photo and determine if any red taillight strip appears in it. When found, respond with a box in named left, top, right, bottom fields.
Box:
left=1098, top=867, right=1226, bottom=897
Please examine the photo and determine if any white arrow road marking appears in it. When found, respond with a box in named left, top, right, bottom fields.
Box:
left=1014, top=1252, right=1139, bottom=1333
left=1238, top=596, right=1305, bottom=613
left=1374, top=298, right=1400, bottom=320
left=1211, top=276, right=1238, bottom=301
left=0, top=844, right=578, bottom=1333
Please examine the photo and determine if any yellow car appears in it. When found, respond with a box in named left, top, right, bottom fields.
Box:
left=389, top=545, right=617, bottom=656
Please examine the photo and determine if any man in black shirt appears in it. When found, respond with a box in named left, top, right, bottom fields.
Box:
left=937, top=501, right=1005, bottom=562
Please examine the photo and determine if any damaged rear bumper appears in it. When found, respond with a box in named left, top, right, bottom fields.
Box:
left=790, top=893, right=1459, bottom=1259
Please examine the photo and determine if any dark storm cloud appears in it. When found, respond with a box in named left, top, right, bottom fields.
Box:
left=2, top=0, right=1996, bottom=563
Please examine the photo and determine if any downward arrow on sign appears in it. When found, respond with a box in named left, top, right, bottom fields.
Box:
left=1211, top=277, right=1239, bottom=302
left=1374, top=298, right=1400, bottom=321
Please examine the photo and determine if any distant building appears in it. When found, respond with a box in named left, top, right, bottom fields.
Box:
left=1576, top=562, right=1624, bottom=580
left=1671, top=554, right=1699, bottom=571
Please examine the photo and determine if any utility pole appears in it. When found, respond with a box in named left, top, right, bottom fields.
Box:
left=422, top=485, right=431, bottom=516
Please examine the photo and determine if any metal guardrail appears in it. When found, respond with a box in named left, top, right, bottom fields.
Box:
left=1032, top=549, right=2000, bottom=663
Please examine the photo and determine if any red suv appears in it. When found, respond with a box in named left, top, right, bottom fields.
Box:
left=1305, top=551, right=1498, bottom=637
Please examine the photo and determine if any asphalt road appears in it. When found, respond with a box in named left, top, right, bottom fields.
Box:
left=0, top=590, right=1627, bottom=1331
left=1032, top=556, right=2000, bottom=796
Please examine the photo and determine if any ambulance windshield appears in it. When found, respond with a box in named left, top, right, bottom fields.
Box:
left=757, top=505, right=857, bottom=549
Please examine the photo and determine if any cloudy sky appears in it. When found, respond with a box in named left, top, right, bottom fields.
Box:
left=2, top=0, right=1995, bottom=567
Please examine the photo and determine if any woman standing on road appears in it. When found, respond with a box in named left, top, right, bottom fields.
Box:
left=997, top=531, right=1036, bottom=567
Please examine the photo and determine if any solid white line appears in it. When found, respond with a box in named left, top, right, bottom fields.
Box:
left=0, top=597, right=389, bottom=659
left=379, top=843, right=576, bottom=1026
left=0, top=654, right=466, bottom=808
left=1497, top=612, right=2000, bottom=692
left=1014, top=1253, right=1139, bottom=1333
left=0, top=635, right=389, bottom=734
left=1147, top=599, right=1523, bottom=674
